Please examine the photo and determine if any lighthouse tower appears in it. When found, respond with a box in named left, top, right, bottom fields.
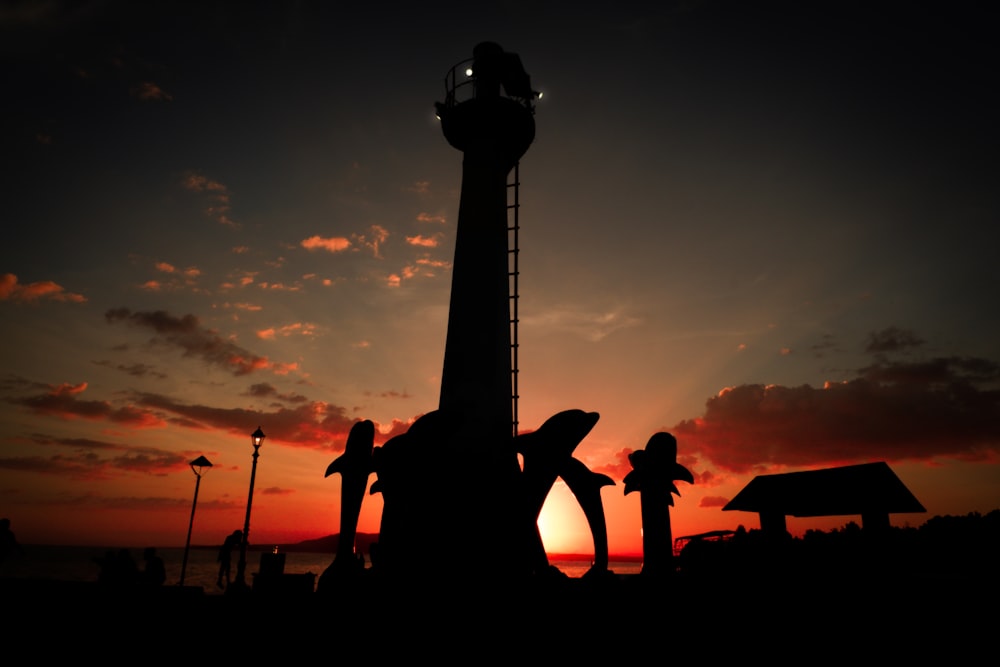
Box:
left=436, top=41, right=537, bottom=442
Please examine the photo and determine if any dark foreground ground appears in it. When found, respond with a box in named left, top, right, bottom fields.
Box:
left=3, top=567, right=994, bottom=660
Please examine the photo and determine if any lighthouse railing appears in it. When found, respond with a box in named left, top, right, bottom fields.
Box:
left=441, top=59, right=536, bottom=113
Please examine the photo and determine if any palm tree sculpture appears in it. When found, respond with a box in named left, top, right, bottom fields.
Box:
left=624, top=432, right=694, bottom=577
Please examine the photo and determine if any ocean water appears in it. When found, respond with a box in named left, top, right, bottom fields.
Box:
left=0, top=545, right=641, bottom=594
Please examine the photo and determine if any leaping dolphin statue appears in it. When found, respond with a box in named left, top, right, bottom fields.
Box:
left=517, top=409, right=600, bottom=574
left=318, top=419, right=375, bottom=589
left=559, top=456, right=616, bottom=574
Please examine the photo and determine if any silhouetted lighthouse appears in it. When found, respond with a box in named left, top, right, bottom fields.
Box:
left=435, top=42, right=538, bottom=440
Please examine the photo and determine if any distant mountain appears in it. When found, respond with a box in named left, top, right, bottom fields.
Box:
left=275, top=533, right=379, bottom=554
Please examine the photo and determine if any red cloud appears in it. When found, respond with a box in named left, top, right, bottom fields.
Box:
left=406, top=234, right=440, bottom=248
left=302, top=236, right=351, bottom=252
left=9, top=381, right=165, bottom=426
left=0, top=273, right=86, bottom=303
left=591, top=447, right=634, bottom=482
left=126, top=390, right=402, bottom=453
left=673, top=355, right=1000, bottom=473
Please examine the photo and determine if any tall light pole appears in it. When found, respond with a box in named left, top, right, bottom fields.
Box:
left=180, top=455, right=213, bottom=586
left=233, top=426, right=265, bottom=591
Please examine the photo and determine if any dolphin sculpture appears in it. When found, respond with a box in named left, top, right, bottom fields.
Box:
left=558, top=455, right=616, bottom=575
left=368, top=410, right=455, bottom=580
left=517, top=409, right=600, bottom=574
left=318, top=419, right=375, bottom=590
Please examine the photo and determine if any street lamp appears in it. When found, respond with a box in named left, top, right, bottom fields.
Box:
left=233, top=426, right=265, bottom=591
left=180, top=455, right=213, bottom=586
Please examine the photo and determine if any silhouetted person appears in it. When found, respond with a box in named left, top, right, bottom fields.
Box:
left=217, top=529, right=242, bottom=589
left=141, top=547, right=166, bottom=586
left=0, top=518, right=23, bottom=563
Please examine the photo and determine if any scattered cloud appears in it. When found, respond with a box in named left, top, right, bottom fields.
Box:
left=256, top=322, right=317, bottom=340
left=523, top=307, right=643, bottom=342
left=406, top=234, right=441, bottom=248
left=181, top=171, right=239, bottom=228
left=92, top=360, right=168, bottom=380
left=866, top=326, right=925, bottom=354
left=302, top=236, right=351, bottom=253
left=130, top=391, right=383, bottom=451
left=131, top=82, right=173, bottom=101
left=362, top=389, right=411, bottom=400
left=104, top=308, right=291, bottom=376
left=0, top=273, right=86, bottom=303
left=7, top=381, right=165, bottom=427
left=416, top=212, right=446, bottom=224
left=244, top=383, right=308, bottom=404
left=354, top=225, right=389, bottom=258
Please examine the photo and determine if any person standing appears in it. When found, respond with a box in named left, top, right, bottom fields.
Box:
left=217, top=529, right=242, bottom=589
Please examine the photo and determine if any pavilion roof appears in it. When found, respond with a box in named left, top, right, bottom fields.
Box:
left=722, top=461, right=926, bottom=517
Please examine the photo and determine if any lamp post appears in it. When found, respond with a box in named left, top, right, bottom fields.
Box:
left=233, top=426, right=265, bottom=591
left=180, top=455, right=213, bottom=586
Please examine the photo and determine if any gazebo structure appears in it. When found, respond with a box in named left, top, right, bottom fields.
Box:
left=723, top=462, right=926, bottom=537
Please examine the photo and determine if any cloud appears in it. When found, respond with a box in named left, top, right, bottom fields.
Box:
left=354, top=225, right=389, bottom=258
left=302, top=236, right=351, bottom=252
left=416, top=212, right=446, bottom=224
left=866, top=326, right=925, bottom=354
left=181, top=172, right=238, bottom=228
left=0, top=273, right=86, bottom=303
left=698, top=496, right=730, bottom=509
left=672, top=354, right=1000, bottom=474
left=0, top=435, right=190, bottom=481
left=144, top=262, right=200, bottom=291
left=92, top=360, right=168, bottom=380
left=8, top=381, right=166, bottom=427
left=406, top=234, right=441, bottom=248
left=131, top=81, right=173, bottom=101
left=522, top=307, right=643, bottom=342
left=255, top=323, right=316, bottom=340
left=130, top=391, right=384, bottom=451
left=244, top=383, right=308, bottom=404
left=105, top=308, right=289, bottom=376
left=591, top=447, right=634, bottom=482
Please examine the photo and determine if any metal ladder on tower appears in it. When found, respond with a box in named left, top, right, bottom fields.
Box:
left=507, top=162, right=521, bottom=439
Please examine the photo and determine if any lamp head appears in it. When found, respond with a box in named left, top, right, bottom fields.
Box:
left=251, top=426, right=266, bottom=448
left=189, top=455, right=213, bottom=475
